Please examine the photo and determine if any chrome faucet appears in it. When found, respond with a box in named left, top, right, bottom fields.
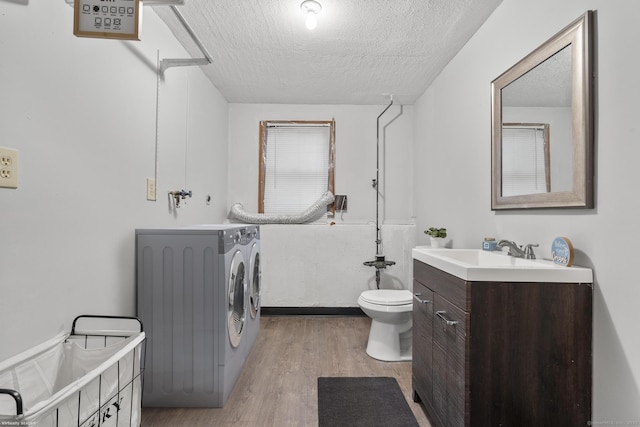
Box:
left=497, top=240, right=539, bottom=259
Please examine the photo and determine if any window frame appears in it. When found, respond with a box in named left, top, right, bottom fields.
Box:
left=258, top=120, right=335, bottom=214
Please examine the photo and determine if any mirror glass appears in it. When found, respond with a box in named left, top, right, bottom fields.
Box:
left=491, top=12, right=594, bottom=209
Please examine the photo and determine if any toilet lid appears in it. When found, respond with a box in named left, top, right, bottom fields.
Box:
left=360, top=290, right=413, bottom=306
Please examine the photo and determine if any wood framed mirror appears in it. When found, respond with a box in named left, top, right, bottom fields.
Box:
left=491, top=11, right=594, bottom=210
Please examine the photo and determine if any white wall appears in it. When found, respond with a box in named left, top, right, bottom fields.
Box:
left=413, top=0, right=640, bottom=421
left=228, top=103, right=413, bottom=224
left=0, top=2, right=228, bottom=360
left=228, top=104, right=415, bottom=306
left=261, top=224, right=415, bottom=307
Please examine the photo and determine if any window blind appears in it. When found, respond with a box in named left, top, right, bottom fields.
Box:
left=501, top=126, right=548, bottom=197
left=262, top=123, right=331, bottom=215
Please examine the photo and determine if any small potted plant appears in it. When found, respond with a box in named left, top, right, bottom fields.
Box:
left=425, top=227, right=447, bottom=248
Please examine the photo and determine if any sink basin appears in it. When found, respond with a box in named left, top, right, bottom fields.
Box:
left=412, top=247, right=593, bottom=283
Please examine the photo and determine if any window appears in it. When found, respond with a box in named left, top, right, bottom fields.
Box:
left=501, top=123, right=550, bottom=197
left=258, top=120, right=335, bottom=215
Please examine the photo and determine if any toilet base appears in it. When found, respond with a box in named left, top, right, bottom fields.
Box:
left=365, top=319, right=412, bottom=362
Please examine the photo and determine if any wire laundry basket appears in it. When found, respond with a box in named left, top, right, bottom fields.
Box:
left=0, top=315, right=146, bottom=427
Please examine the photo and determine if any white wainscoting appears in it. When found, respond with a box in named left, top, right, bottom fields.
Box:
left=260, top=224, right=416, bottom=307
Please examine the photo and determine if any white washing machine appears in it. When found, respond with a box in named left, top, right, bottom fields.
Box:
left=136, top=224, right=249, bottom=407
left=244, top=225, right=261, bottom=355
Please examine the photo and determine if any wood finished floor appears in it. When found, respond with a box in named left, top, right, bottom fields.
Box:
left=141, top=316, right=431, bottom=426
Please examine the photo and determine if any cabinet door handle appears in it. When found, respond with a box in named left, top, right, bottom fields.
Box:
left=413, top=293, right=431, bottom=304
left=436, top=310, right=459, bottom=326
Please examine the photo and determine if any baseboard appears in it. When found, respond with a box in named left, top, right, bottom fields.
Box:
left=261, top=307, right=365, bottom=317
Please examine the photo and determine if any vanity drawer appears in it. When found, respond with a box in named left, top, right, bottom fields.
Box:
left=414, top=260, right=468, bottom=311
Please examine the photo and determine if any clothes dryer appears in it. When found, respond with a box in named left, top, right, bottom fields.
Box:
left=244, top=225, right=261, bottom=355
left=136, top=225, right=249, bottom=407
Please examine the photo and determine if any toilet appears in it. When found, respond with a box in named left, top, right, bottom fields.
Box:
left=358, top=289, right=413, bottom=362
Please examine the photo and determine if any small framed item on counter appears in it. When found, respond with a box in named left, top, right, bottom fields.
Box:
left=551, top=237, right=575, bottom=267
left=74, top=0, right=141, bottom=40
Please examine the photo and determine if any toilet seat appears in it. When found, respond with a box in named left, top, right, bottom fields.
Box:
left=359, top=290, right=413, bottom=306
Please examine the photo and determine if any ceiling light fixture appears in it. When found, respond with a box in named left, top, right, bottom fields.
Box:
left=300, top=0, right=322, bottom=30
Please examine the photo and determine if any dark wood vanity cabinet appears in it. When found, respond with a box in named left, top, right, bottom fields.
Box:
left=412, top=260, right=592, bottom=427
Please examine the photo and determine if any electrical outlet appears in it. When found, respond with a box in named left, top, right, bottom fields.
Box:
left=146, top=178, right=156, bottom=201
left=0, top=147, right=18, bottom=189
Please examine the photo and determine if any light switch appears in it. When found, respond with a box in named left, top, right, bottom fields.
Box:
left=147, top=178, right=156, bottom=201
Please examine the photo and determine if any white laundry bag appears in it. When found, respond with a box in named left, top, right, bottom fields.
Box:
left=0, top=319, right=145, bottom=427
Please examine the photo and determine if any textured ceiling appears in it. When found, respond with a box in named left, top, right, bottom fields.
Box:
left=153, top=0, right=502, bottom=105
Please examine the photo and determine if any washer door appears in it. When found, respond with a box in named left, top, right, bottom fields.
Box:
left=228, top=250, right=246, bottom=348
left=248, top=243, right=261, bottom=319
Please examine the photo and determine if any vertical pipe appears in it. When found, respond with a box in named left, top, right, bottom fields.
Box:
left=154, top=50, right=161, bottom=191
left=184, top=79, right=190, bottom=187
left=375, top=95, right=394, bottom=256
